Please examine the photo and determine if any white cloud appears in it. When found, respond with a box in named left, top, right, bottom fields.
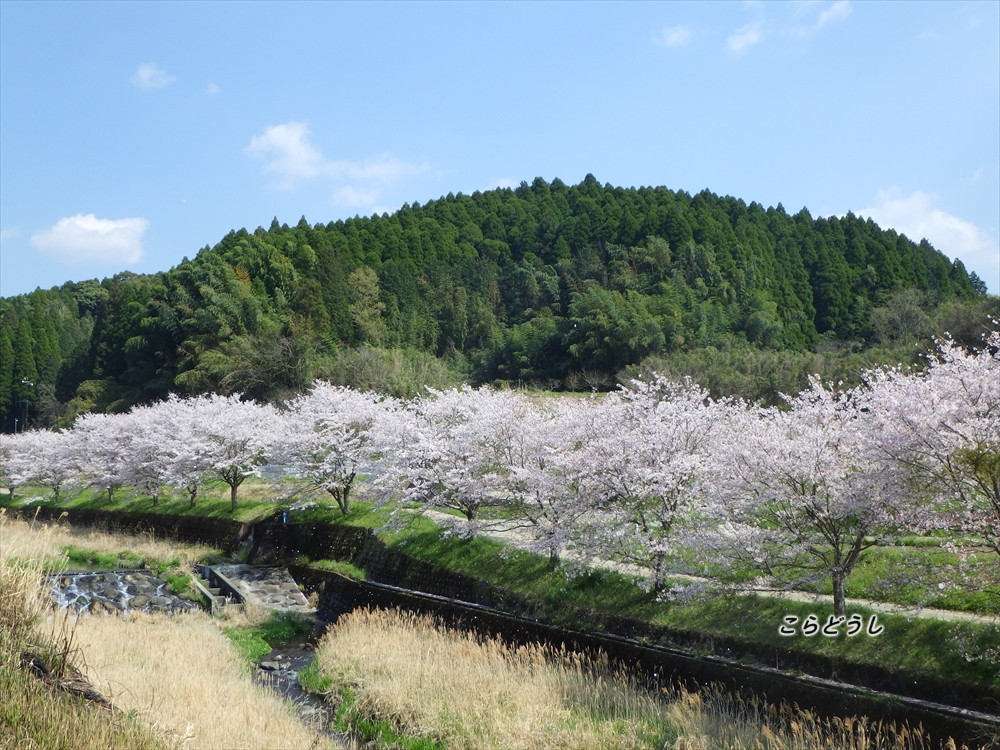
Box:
left=857, top=189, right=999, bottom=293
left=245, top=121, right=327, bottom=189
left=790, top=0, right=852, bottom=36
left=327, top=153, right=429, bottom=183
left=130, top=63, right=176, bottom=90
left=0, top=227, right=20, bottom=242
left=207, top=82, right=221, bottom=95
left=657, top=25, right=693, bottom=48
left=484, top=178, right=518, bottom=191
left=333, top=186, right=379, bottom=207
left=727, top=1, right=850, bottom=51
left=727, top=22, right=763, bottom=54
left=816, top=0, right=852, bottom=29
left=31, top=214, right=148, bottom=264
left=246, top=122, right=430, bottom=213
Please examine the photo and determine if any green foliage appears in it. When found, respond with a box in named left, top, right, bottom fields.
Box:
left=61, top=545, right=143, bottom=570
left=162, top=573, right=191, bottom=596
left=330, top=687, right=446, bottom=750
left=297, top=556, right=367, bottom=580
left=6, top=482, right=281, bottom=524
left=1, top=176, right=988, bottom=425
left=655, top=595, right=1000, bottom=684
left=254, top=611, right=312, bottom=643
left=223, top=612, right=313, bottom=665
left=222, top=627, right=272, bottom=664
left=626, top=339, right=925, bottom=405
left=316, top=346, right=464, bottom=398
left=296, top=657, right=334, bottom=694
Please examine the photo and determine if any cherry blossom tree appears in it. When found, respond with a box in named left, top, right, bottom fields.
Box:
left=873, top=329, right=1000, bottom=557
left=0, top=433, right=18, bottom=502
left=72, top=412, right=134, bottom=503
left=583, top=377, right=733, bottom=593
left=483, top=395, right=601, bottom=566
left=384, top=387, right=526, bottom=535
left=184, top=394, right=279, bottom=511
left=280, top=382, right=391, bottom=515
left=136, top=394, right=278, bottom=510
left=162, top=396, right=212, bottom=508
left=118, top=402, right=187, bottom=507
left=705, top=377, right=913, bottom=617
left=11, top=428, right=81, bottom=503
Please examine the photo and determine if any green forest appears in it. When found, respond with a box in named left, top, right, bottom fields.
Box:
left=0, top=175, right=994, bottom=432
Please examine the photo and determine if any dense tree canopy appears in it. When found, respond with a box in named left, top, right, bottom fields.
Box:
left=0, top=176, right=990, bottom=430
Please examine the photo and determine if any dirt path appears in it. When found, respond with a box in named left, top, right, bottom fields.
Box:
left=423, top=510, right=1000, bottom=626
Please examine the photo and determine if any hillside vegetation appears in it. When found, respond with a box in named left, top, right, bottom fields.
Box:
left=0, top=175, right=992, bottom=428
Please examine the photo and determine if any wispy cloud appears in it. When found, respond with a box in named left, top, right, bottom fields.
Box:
left=857, top=189, right=999, bottom=292
left=327, top=153, right=429, bottom=184
left=791, top=0, right=852, bottom=36
left=246, top=121, right=430, bottom=212
left=333, top=186, right=379, bottom=208
left=816, top=0, right=852, bottom=30
left=130, top=63, right=176, bottom=90
left=484, top=178, right=518, bottom=191
left=31, top=214, right=148, bottom=264
left=245, top=121, right=327, bottom=189
left=727, top=21, right=764, bottom=54
left=206, top=82, right=221, bottom=95
left=656, top=25, right=693, bottom=48
left=0, top=227, right=20, bottom=242
left=727, top=1, right=852, bottom=54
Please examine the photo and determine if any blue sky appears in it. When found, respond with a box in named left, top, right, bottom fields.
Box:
left=1, top=0, right=998, bottom=297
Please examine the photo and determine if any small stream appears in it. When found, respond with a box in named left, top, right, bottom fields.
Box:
left=253, top=631, right=350, bottom=747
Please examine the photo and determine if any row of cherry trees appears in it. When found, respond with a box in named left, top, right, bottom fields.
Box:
left=1, top=332, right=996, bottom=616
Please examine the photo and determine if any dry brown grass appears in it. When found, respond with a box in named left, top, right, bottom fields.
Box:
left=659, top=689, right=954, bottom=749
left=69, top=609, right=341, bottom=749
left=1, top=511, right=340, bottom=750
left=0, top=522, right=169, bottom=749
left=315, top=607, right=672, bottom=749
left=0, top=508, right=217, bottom=568
left=314, top=608, right=954, bottom=750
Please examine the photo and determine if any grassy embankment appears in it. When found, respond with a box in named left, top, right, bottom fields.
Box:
left=0, top=527, right=169, bottom=749
left=4, top=477, right=285, bottom=523
left=289, top=499, right=1000, bottom=688
left=4, top=490, right=998, bottom=689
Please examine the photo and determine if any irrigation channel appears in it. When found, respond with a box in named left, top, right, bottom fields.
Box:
left=22, top=505, right=1000, bottom=748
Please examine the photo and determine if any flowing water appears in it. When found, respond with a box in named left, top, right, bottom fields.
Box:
left=49, top=570, right=198, bottom=615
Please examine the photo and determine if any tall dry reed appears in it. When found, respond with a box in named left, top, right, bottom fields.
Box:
left=0, top=513, right=169, bottom=749
left=313, top=607, right=958, bottom=750
left=66, top=606, right=341, bottom=748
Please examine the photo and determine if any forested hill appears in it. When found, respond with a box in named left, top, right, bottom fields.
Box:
left=0, top=175, right=990, bottom=429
